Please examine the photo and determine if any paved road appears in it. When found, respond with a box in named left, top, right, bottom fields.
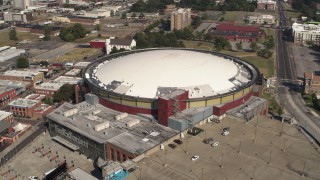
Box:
left=276, top=0, right=320, bottom=144
left=0, top=121, right=47, bottom=168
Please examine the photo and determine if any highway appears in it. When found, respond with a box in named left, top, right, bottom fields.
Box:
left=276, top=0, right=320, bottom=144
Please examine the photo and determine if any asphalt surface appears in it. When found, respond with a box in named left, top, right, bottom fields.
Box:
left=276, top=0, right=320, bottom=144
left=0, top=121, right=47, bottom=168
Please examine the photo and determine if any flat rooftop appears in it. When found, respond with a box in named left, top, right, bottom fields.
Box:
left=9, top=98, right=39, bottom=108
left=47, top=101, right=177, bottom=154
left=25, top=93, right=46, bottom=101
left=93, top=49, right=252, bottom=99
left=35, top=81, right=65, bottom=91
left=227, top=96, right=267, bottom=119
left=0, top=110, right=12, bottom=121
left=65, top=69, right=81, bottom=76
left=54, top=76, right=83, bottom=85
left=1, top=70, right=42, bottom=77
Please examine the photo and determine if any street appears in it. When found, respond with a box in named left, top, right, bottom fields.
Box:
left=276, top=0, right=320, bottom=144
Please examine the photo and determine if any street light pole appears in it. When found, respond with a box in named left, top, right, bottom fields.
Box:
left=268, top=150, right=272, bottom=165
left=220, top=153, right=224, bottom=168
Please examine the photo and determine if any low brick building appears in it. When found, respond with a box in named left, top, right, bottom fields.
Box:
left=208, top=23, right=264, bottom=42
left=0, top=87, right=17, bottom=108
left=9, top=94, right=54, bottom=119
left=35, top=81, right=65, bottom=98
left=304, top=72, right=320, bottom=95
left=0, top=70, right=44, bottom=87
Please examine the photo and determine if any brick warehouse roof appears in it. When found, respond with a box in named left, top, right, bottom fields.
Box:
left=216, top=23, right=260, bottom=32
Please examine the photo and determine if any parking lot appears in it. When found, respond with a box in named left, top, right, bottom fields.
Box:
left=0, top=133, right=95, bottom=180
left=127, top=117, right=320, bottom=180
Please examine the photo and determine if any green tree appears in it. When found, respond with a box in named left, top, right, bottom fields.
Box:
left=250, top=42, right=259, bottom=52
left=110, top=10, right=115, bottom=17
left=257, top=48, right=273, bottom=58
left=16, top=57, right=29, bottom=68
left=131, top=12, right=137, bottom=18
left=43, top=25, right=52, bottom=41
left=236, top=42, right=243, bottom=51
left=59, top=23, right=86, bottom=42
left=139, top=13, right=145, bottom=19
left=95, top=24, right=101, bottom=31
left=9, top=28, right=18, bottom=41
left=213, top=36, right=231, bottom=50
left=121, top=13, right=127, bottom=19
left=264, top=35, right=275, bottom=49
left=53, top=84, right=75, bottom=103
left=40, top=60, right=49, bottom=67
left=44, top=98, right=54, bottom=105
left=277, top=105, right=283, bottom=116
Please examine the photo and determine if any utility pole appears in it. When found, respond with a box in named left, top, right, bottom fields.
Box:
left=204, top=129, right=207, bottom=140
left=268, top=150, right=272, bottom=165
left=256, top=115, right=259, bottom=128
left=301, top=161, right=306, bottom=177
left=254, top=128, right=257, bottom=143
left=220, top=153, right=224, bottom=168
left=201, top=168, right=204, bottom=180
left=282, top=139, right=287, bottom=152
left=252, top=165, right=256, bottom=180
left=164, top=149, right=167, bottom=167
left=238, top=140, right=242, bottom=154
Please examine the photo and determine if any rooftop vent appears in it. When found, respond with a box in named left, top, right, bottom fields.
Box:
left=63, top=108, right=78, bottom=117
left=115, top=113, right=128, bottom=120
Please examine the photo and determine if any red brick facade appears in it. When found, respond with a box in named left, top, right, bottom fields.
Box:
left=106, top=143, right=135, bottom=163
left=0, top=88, right=17, bottom=108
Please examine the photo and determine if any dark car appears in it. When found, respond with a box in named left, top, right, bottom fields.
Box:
left=168, top=144, right=177, bottom=149
left=174, top=139, right=183, bottom=145
left=223, top=127, right=230, bottom=132
left=203, top=138, right=213, bottom=144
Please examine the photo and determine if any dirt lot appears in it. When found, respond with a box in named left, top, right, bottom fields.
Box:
left=127, top=117, right=320, bottom=180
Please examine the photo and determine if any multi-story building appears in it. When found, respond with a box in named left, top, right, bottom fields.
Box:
left=47, top=94, right=177, bottom=162
left=9, top=94, right=54, bottom=119
left=13, top=0, right=31, bottom=10
left=170, top=8, right=191, bottom=31
left=304, top=72, right=320, bottom=95
left=3, top=11, right=33, bottom=23
left=0, top=70, right=44, bottom=87
left=0, top=87, right=17, bottom=108
left=292, top=23, right=320, bottom=45
left=34, top=82, right=65, bottom=98
left=246, top=14, right=276, bottom=24
left=257, top=0, right=276, bottom=11
left=0, top=111, right=14, bottom=140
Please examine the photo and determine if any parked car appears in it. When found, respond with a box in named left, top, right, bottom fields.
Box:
left=168, top=144, right=177, bottom=149
left=223, top=127, right=230, bottom=132
left=211, top=142, right=220, bottom=147
left=174, top=139, right=183, bottom=145
left=29, top=176, right=39, bottom=180
left=203, top=138, right=213, bottom=144
left=191, top=155, right=200, bottom=161
left=222, top=131, right=229, bottom=136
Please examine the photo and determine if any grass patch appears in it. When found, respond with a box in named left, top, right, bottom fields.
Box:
left=0, top=29, right=39, bottom=47
left=183, top=40, right=274, bottom=77
left=221, top=11, right=246, bottom=22
left=55, top=48, right=100, bottom=62
left=286, top=10, right=301, bottom=19
left=182, top=40, right=213, bottom=51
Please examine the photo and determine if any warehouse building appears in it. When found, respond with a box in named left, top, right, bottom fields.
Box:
left=0, top=46, right=25, bottom=62
left=47, top=94, right=177, bottom=162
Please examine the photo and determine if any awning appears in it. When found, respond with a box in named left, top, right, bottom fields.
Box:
left=52, top=136, right=79, bottom=151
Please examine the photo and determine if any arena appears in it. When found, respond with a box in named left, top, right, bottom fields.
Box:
left=84, top=48, right=260, bottom=128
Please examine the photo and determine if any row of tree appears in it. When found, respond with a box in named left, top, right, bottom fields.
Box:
left=130, top=0, right=173, bottom=13
left=59, top=23, right=88, bottom=42
left=292, top=0, right=320, bottom=21
left=178, top=0, right=256, bottom=12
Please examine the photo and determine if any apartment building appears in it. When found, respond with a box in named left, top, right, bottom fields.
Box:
left=170, top=8, right=191, bottom=31
left=292, top=23, right=320, bottom=45
left=3, top=11, right=33, bottom=23
left=246, top=14, right=276, bottom=24
left=257, top=0, right=276, bottom=11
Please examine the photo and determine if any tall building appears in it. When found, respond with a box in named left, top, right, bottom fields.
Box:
left=292, top=22, right=320, bottom=45
left=257, top=0, right=276, bottom=11
left=13, top=0, right=31, bottom=10
left=170, top=8, right=191, bottom=31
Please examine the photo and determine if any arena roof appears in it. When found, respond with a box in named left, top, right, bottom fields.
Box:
left=93, top=49, right=252, bottom=99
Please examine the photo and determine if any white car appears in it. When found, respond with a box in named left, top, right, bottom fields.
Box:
left=222, top=131, right=229, bottom=136
left=191, top=155, right=200, bottom=161
left=29, top=176, right=39, bottom=180
left=211, top=142, right=220, bottom=147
